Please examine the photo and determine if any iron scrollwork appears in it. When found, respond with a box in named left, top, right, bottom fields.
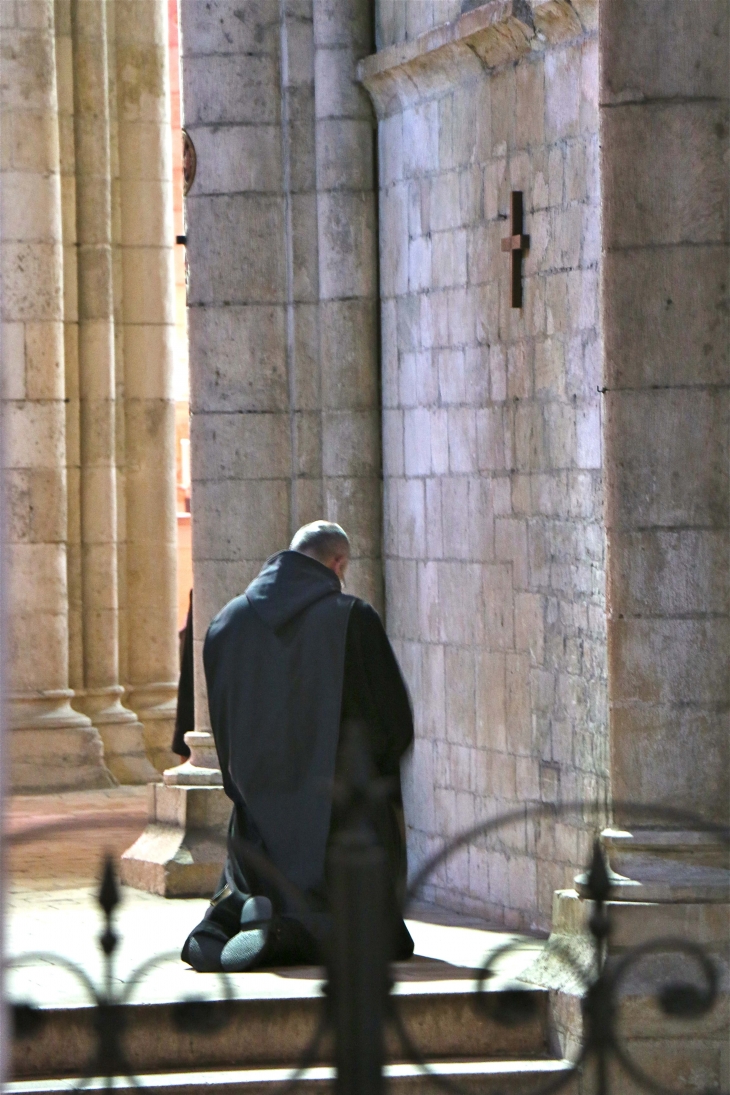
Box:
left=6, top=797, right=729, bottom=1094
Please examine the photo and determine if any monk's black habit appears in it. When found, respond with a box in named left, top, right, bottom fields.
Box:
left=204, top=550, right=414, bottom=945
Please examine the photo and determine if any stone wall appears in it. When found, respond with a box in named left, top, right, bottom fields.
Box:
left=363, top=0, right=606, bottom=930
left=180, top=0, right=382, bottom=730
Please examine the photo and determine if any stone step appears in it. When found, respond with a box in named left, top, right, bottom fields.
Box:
left=7, top=1059, right=576, bottom=1095
left=12, top=981, right=553, bottom=1081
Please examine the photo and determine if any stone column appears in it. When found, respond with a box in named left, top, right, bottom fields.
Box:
left=602, top=0, right=729, bottom=835
left=114, top=0, right=179, bottom=773
left=540, top=3, right=729, bottom=1085
left=313, top=0, right=382, bottom=610
left=70, top=0, right=156, bottom=784
left=1, top=0, right=111, bottom=790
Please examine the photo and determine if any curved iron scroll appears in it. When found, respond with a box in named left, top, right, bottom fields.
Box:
left=6, top=799, right=729, bottom=1095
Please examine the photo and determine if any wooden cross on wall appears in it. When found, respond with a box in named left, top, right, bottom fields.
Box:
left=501, top=191, right=530, bottom=308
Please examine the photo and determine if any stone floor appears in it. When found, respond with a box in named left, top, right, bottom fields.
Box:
left=5, top=789, right=546, bottom=1010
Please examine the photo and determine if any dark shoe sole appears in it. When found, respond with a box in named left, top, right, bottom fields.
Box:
left=220, top=924, right=271, bottom=972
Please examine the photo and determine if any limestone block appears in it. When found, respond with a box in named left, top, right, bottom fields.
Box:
left=191, top=411, right=291, bottom=482
left=609, top=617, right=729, bottom=708
left=402, top=101, right=439, bottom=176
left=192, top=478, right=290, bottom=563
left=382, top=410, right=404, bottom=479
left=314, top=0, right=371, bottom=51
left=294, top=410, right=322, bottom=477
left=121, top=326, right=175, bottom=399
left=314, top=46, right=372, bottom=121
left=24, top=320, right=64, bottom=400
left=117, top=179, right=173, bottom=247
left=10, top=724, right=114, bottom=793
left=610, top=705, right=729, bottom=825
left=1, top=171, right=61, bottom=242
left=180, top=0, right=279, bottom=57
left=447, top=407, right=478, bottom=473
left=290, top=192, right=319, bottom=302
left=7, top=613, right=68, bottom=695
left=322, top=475, right=382, bottom=556
left=316, top=190, right=377, bottom=300
left=408, top=233, right=432, bottom=293
left=282, top=11, right=314, bottom=87
left=182, top=55, right=279, bottom=127
left=319, top=298, right=378, bottom=408
left=186, top=194, right=286, bottom=306
left=379, top=113, right=404, bottom=184
left=287, top=85, right=317, bottom=193
left=4, top=468, right=65, bottom=544
left=432, top=228, right=467, bottom=289
left=185, top=124, right=282, bottom=195
left=191, top=560, right=262, bottom=639
left=316, top=117, right=374, bottom=190
left=188, top=305, right=288, bottom=413
left=608, top=529, right=729, bottom=619
left=120, top=246, right=175, bottom=324
left=340, top=556, right=382, bottom=612
left=603, top=102, right=728, bottom=250
left=440, top=478, right=469, bottom=560
left=402, top=407, right=430, bottom=476
left=120, top=783, right=230, bottom=897
left=603, top=245, right=729, bottom=389
left=2, top=241, right=64, bottom=321
left=395, top=477, right=425, bottom=558
left=532, top=0, right=582, bottom=46
left=0, top=26, right=57, bottom=111
left=115, top=120, right=168, bottom=181
left=600, top=0, right=729, bottom=104
left=604, top=389, right=728, bottom=530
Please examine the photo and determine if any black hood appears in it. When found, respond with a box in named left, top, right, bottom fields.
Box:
left=245, top=550, right=342, bottom=631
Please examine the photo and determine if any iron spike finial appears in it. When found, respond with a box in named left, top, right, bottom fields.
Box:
left=98, top=855, right=120, bottom=918
left=586, top=839, right=612, bottom=904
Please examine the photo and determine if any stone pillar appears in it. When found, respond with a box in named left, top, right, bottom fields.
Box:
left=182, top=0, right=382, bottom=729
left=70, top=0, right=156, bottom=784
left=539, top=3, right=729, bottom=1086
left=114, top=0, right=179, bottom=773
left=602, top=0, right=729, bottom=834
left=313, top=0, right=382, bottom=609
left=0, top=0, right=111, bottom=790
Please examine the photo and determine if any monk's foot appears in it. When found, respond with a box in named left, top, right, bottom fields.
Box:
left=181, top=922, right=228, bottom=972
left=240, top=895, right=273, bottom=926
left=220, top=895, right=274, bottom=972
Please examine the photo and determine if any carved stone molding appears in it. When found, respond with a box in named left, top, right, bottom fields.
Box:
left=358, top=0, right=595, bottom=117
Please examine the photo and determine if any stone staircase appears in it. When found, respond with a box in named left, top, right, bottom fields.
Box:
left=8, top=961, right=574, bottom=1094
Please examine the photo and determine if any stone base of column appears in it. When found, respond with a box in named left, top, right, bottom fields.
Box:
left=75, top=687, right=160, bottom=785
left=126, top=681, right=178, bottom=774
left=8, top=691, right=116, bottom=792
left=119, top=782, right=229, bottom=896
left=119, top=731, right=229, bottom=898
left=522, top=831, right=730, bottom=1091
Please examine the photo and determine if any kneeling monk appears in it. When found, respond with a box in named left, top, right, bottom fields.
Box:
left=182, top=521, right=415, bottom=972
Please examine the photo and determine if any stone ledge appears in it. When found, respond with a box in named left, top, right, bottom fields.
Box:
left=358, top=0, right=595, bottom=117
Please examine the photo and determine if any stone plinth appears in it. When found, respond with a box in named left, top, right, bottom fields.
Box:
left=525, top=829, right=730, bottom=1090
left=120, top=731, right=229, bottom=897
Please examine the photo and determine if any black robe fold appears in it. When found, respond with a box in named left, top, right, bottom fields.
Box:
left=204, top=550, right=414, bottom=930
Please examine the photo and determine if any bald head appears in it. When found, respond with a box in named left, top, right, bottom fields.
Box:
left=290, top=521, right=350, bottom=583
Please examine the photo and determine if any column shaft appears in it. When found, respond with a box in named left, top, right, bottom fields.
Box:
left=313, top=0, right=382, bottom=610
left=601, top=0, right=729, bottom=829
left=114, top=0, right=179, bottom=772
left=1, top=0, right=111, bottom=790
left=70, top=0, right=156, bottom=782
